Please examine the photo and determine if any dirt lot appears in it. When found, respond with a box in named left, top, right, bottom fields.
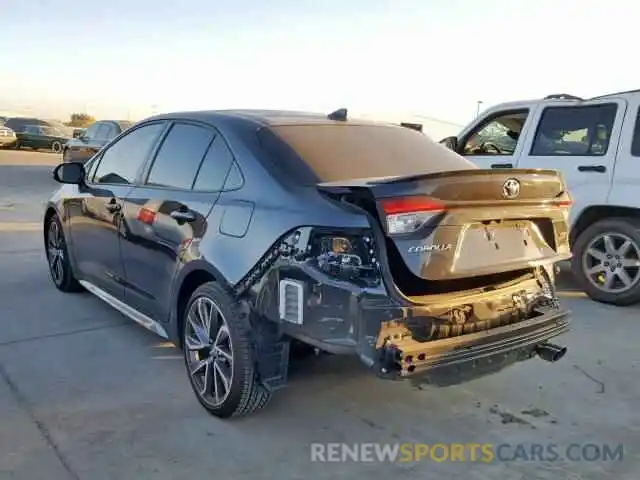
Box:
left=0, top=149, right=638, bottom=480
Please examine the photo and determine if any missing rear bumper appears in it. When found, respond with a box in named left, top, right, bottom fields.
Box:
left=373, top=308, right=571, bottom=384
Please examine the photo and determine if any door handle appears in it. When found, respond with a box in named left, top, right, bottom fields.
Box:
left=170, top=209, right=196, bottom=223
left=491, top=163, right=513, bottom=168
left=577, top=165, right=606, bottom=173
left=105, top=198, right=121, bottom=213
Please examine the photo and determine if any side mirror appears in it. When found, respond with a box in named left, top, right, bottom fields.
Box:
left=53, top=162, right=86, bottom=185
left=439, top=136, right=458, bottom=151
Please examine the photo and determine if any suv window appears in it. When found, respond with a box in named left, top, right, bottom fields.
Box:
left=93, top=122, right=165, bottom=185
left=530, top=104, right=617, bottom=156
left=461, top=110, right=528, bottom=156
left=145, top=122, right=215, bottom=189
left=193, top=135, right=235, bottom=191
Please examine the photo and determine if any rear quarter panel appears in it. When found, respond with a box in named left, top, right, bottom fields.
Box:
left=192, top=119, right=372, bottom=288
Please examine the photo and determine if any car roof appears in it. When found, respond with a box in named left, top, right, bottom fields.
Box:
left=145, top=109, right=403, bottom=129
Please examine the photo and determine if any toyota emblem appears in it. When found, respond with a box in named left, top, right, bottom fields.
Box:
left=502, top=178, right=521, bottom=199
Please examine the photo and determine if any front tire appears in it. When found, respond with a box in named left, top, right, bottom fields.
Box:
left=45, top=215, right=83, bottom=293
left=572, top=218, right=640, bottom=306
left=51, top=141, right=63, bottom=154
left=182, top=282, right=270, bottom=418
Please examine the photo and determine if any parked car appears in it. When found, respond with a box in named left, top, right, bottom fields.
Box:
left=442, top=90, right=640, bottom=306
left=4, top=117, right=73, bottom=136
left=45, top=109, right=572, bottom=418
left=63, top=120, right=134, bottom=163
left=0, top=125, right=17, bottom=148
left=15, top=124, right=71, bottom=152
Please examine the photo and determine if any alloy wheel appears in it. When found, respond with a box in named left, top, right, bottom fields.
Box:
left=184, top=297, right=234, bottom=407
left=581, top=232, right=640, bottom=293
left=47, top=220, right=65, bottom=286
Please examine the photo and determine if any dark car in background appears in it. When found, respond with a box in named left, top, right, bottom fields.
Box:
left=44, top=109, right=573, bottom=419
left=15, top=124, right=71, bottom=152
left=63, top=120, right=134, bottom=163
left=4, top=117, right=73, bottom=135
left=0, top=124, right=17, bottom=148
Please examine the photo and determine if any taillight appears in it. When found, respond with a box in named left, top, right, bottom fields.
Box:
left=380, top=196, right=445, bottom=235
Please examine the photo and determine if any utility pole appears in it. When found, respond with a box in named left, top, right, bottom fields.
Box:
left=475, top=100, right=483, bottom=118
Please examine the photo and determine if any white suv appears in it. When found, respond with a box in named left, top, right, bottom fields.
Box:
left=441, top=90, right=640, bottom=306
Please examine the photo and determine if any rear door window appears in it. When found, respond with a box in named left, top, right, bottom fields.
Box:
left=192, top=135, right=235, bottom=191
left=530, top=104, right=617, bottom=156
left=144, top=122, right=215, bottom=190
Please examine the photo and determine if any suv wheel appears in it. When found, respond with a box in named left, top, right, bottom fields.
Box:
left=182, top=282, right=271, bottom=418
left=572, top=218, right=640, bottom=305
left=45, top=215, right=83, bottom=292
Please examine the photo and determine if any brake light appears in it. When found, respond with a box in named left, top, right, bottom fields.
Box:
left=380, top=196, right=445, bottom=235
left=553, top=199, right=573, bottom=207
left=380, top=196, right=446, bottom=215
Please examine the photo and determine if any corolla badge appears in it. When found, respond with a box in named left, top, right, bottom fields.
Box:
left=502, top=178, right=521, bottom=199
left=407, top=243, right=453, bottom=254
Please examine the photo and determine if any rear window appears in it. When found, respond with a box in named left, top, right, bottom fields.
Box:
left=266, top=123, right=475, bottom=184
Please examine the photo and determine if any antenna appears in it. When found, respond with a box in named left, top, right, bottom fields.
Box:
left=327, top=108, right=347, bottom=121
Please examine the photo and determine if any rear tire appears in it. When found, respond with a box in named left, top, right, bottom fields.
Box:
left=182, top=282, right=271, bottom=418
left=572, top=217, right=640, bottom=306
left=45, top=215, right=83, bottom=293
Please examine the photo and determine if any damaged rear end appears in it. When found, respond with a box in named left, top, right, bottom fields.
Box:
left=260, top=122, right=572, bottom=386
left=316, top=168, right=572, bottom=382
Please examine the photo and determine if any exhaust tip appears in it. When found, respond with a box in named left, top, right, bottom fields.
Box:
left=535, top=342, right=567, bottom=363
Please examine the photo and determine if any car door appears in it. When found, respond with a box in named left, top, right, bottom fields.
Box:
left=66, top=121, right=167, bottom=299
left=74, top=122, right=102, bottom=162
left=457, top=107, right=537, bottom=169
left=514, top=99, right=626, bottom=228
left=19, top=125, right=38, bottom=147
left=119, top=121, right=234, bottom=321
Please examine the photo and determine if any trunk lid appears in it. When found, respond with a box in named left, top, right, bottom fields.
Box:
left=318, top=169, right=572, bottom=282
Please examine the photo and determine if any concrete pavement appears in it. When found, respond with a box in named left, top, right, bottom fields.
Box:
left=0, top=150, right=638, bottom=480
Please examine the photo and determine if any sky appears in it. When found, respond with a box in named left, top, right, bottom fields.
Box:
left=1, top=0, right=638, bottom=125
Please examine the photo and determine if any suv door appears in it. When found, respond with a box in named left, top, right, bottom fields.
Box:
left=514, top=99, right=626, bottom=227
left=120, top=121, right=235, bottom=321
left=457, top=108, right=536, bottom=169
left=67, top=121, right=167, bottom=299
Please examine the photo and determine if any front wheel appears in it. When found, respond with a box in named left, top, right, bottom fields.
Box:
left=572, top=218, right=640, bottom=306
left=182, top=282, right=270, bottom=418
left=51, top=141, right=63, bottom=154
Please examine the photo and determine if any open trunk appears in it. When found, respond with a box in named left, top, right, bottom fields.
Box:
left=318, top=168, right=572, bottom=297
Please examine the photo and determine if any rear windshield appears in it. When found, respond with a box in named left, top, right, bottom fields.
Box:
left=267, top=123, right=475, bottom=183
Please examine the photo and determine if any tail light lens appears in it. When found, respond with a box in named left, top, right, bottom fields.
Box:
left=380, top=196, right=445, bottom=235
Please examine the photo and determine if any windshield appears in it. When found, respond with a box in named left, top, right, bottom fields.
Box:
left=267, top=123, right=476, bottom=183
